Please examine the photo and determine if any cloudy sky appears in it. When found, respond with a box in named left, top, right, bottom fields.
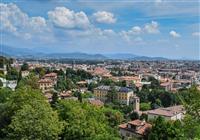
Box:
left=0, top=0, right=200, bottom=59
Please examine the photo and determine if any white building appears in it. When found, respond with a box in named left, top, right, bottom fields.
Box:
left=145, top=105, right=185, bottom=121
left=21, top=70, right=29, bottom=78
left=0, top=77, right=17, bottom=91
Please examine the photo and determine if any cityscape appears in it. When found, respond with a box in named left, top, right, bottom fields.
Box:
left=0, top=0, right=200, bottom=140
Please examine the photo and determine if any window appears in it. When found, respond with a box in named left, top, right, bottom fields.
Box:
left=126, top=132, right=130, bottom=137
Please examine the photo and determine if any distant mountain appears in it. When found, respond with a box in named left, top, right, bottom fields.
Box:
left=44, top=53, right=107, bottom=60
left=0, top=45, right=168, bottom=60
left=105, top=53, right=138, bottom=60
left=0, top=45, right=42, bottom=57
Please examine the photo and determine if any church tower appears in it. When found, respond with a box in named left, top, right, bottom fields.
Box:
left=133, top=96, right=140, bottom=112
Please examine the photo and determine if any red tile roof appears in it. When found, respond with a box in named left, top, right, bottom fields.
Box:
left=119, top=119, right=152, bottom=136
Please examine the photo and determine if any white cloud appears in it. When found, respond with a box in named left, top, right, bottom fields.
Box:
left=30, top=17, right=47, bottom=31
left=155, top=0, right=162, bottom=3
left=0, top=3, right=50, bottom=40
left=93, top=11, right=116, bottom=24
left=144, top=21, right=160, bottom=34
left=192, top=32, right=200, bottom=37
left=169, top=30, right=181, bottom=38
left=130, top=26, right=142, bottom=34
left=48, top=7, right=90, bottom=29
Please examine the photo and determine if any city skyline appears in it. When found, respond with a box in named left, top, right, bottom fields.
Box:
left=0, top=0, right=200, bottom=60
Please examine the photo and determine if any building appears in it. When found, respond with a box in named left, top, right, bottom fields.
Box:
left=118, top=76, right=141, bottom=86
left=43, top=73, right=57, bottom=85
left=38, top=79, right=54, bottom=93
left=160, top=82, right=173, bottom=91
left=94, top=85, right=139, bottom=106
left=0, top=64, right=7, bottom=75
left=145, top=105, right=185, bottom=121
left=0, top=77, right=17, bottom=91
left=88, top=98, right=104, bottom=107
left=59, top=91, right=72, bottom=99
left=119, top=119, right=152, bottom=140
left=21, top=70, right=29, bottom=78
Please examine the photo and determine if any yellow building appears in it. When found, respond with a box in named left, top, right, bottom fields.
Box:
left=94, top=86, right=139, bottom=106
left=38, top=78, right=54, bottom=93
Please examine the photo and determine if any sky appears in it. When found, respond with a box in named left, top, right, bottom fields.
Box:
left=0, top=0, right=200, bottom=59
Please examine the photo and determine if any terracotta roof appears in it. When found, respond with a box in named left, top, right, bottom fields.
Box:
left=89, top=99, right=104, bottom=106
left=119, top=76, right=141, bottom=81
left=38, top=78, right=53, bottom=83
left=128, top=119, right=143, bottom=126
left=92, top=67, right=110, bottom=75
left=44, top=73, right=57, bottom=77
left=147, top=105, right=185, bottom=117
left=119, top=119, right=152, bottom=136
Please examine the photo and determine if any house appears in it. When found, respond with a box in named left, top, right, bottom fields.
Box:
left=91, top=67, right=110, bottom=76
left=88, top=99, right=104, bottom=107
left=119, top=119, right=152, bottom=140
left=160, top=82, right=172, bottom=91
left=0, top=64, right=7, bottom=75
left=38, top=79, right=54, bottom=93
left=0, top=77, right=17, bottom=91
left=118, top=76, right=141, bottom=86
left=145, top=105, right=185, bottom=121
left=0, top=77, right=7, bottom=87
left=7, top=80, right=17, bottom=91
left=59, top=91, right=72, bottom=99
left=21, top=70, right=29, bottom=78
left=94, top=85, right=139, bottom=106
left=43, top=73, right=57, bottom=84
left=44, top=92, right=53, bottom=102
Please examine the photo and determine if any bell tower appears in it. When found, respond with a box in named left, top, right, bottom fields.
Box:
left=133, top=96, right=140, bottom=112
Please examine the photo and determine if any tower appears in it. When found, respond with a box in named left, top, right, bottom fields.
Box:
left=133, top=96, right=140, bottom=112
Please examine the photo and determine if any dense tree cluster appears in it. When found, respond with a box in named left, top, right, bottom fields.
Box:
left=66, top=68, right=93, bottom=83
left=0, top=74, right=123, bottom=140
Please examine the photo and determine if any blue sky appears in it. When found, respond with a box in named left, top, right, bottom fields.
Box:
left=0, top=0, right=200, bottom=59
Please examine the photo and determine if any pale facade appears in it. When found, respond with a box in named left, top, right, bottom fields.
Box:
left=38, top=79, right=54, bottom=93
left=146, top=105, right=185, bottom=121
left=94, top=86, right=139, bottom=105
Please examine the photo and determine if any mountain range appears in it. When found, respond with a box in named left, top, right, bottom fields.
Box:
left=0, top=45, right=168, bottom=60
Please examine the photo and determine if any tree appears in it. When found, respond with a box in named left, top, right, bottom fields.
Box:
left=129, top=111, right=139, bottom=120
left=179, top=86, right=200, bottom=139
left=17, top=73, right=39, bottom=89
left=56, top=100, right=120, bottom=140
left=102, top=108, right=123, bottom=128
left=100, top=78, right=114, bottom=86
left=0, top=80, right=3, bottom=88
left=74, top=91, right=82, bottom=102
left=0, top=87, right=63, bottom=139
left=6, top=67, right=19, bottom=80
left=88, top=82, right=98, bottom=92
left=51, top=91, right=59, bottom=106
left=6, top=102, right=63, bottom=140
left=32, top=67, right=46, bottom=78
left=65, top=78, right=76, bottom=90
left=21, top=63, right=29, bottom=71
left=149, top=116, right=184, bottom=140
left=140, top=103, right=151, bottom=111
left=55, top=76, right=67, bottom=92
